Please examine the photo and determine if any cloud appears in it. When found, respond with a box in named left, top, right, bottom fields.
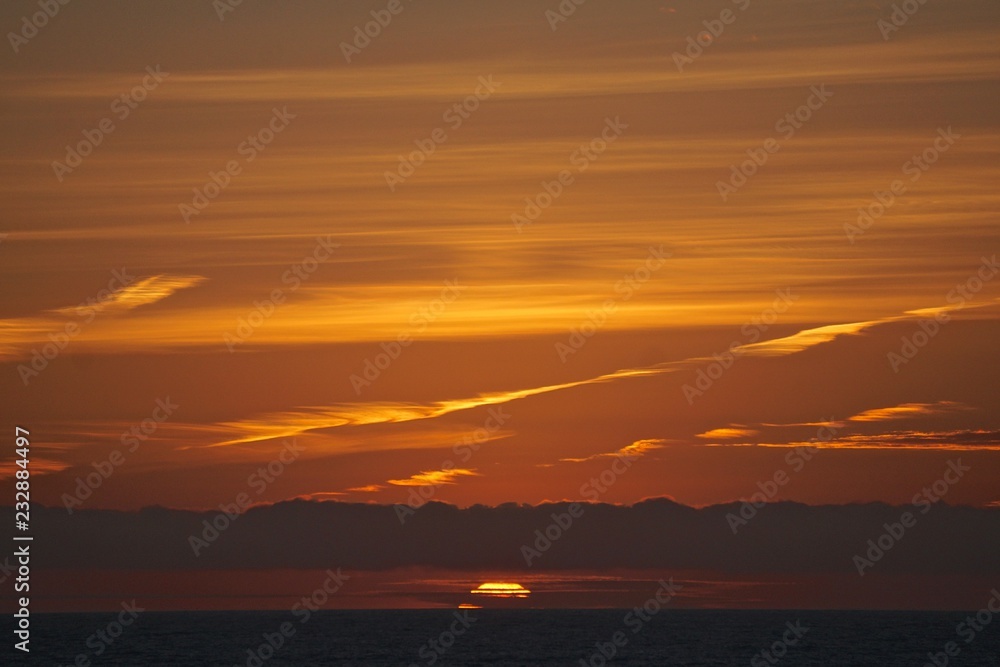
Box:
left=848, top=401, right=972, bottom=423
left=292, top=491, right=346, bottom=501
left=696, top=427, right=759, bottom=440
left=0, top=274, right=206, bottom=360
left=0, top=457, right=69, bottom=479
left=387, top=468, right=479, bottom=487
left=770, top=430, right=1000, bottom=451
left=694, top=407, right=998, bottom=450
left=759, top=420, right=845, bottom=429
left=347, top=485, right=385, bottom=493
left=15, top=499, right=999, bottom=575
left=51, top=275, right=206, bottom=316
left=205, top=305, right=949, bottom=449
left=204, top=371, right=661, bottom=448
left=733, top=320, right=876, bottom=357
left=559, top=439, right=665, bottom=463
left=735, top=429, right=1000, bottom=451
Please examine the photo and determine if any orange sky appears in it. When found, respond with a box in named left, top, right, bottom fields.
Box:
left=1, top=0, right=998, bottom=610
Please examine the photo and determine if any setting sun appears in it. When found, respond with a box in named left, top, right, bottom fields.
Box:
left=470, top=582, right=532, bottom=599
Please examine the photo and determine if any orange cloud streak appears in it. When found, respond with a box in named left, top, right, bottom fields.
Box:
left=204, top=303, right=965, bottom=449
left=387, top=468, right=480, bottom=487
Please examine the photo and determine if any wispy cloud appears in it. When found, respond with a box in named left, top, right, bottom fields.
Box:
left=756, top=430, right=1000, bottom=451
left=759, top=420, right=845, bottom=429
left=387, top=468, right=480, bottom=487
left=848, top=401, right=972, bottom=423
left=293, top=491, right=347, bottom=501
left=204, top=302, right=993, bottom=449
left=696, top=427, right=759, bottom=440
left=0, top=458, right=70, bottom=479
left=51, top=275, right=206, bottom=316
left=559, top=439, right=666, bottom=463
left=205, top=370, right=660, bottom=448
left=736, top=320, right=877, bottom=357
left=697, top=403, right=990, bottom=451
left=0, top=274, right=206, bottom=360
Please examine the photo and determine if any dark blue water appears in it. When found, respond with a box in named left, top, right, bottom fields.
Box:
left=24, top=610, right=1000, bottom=666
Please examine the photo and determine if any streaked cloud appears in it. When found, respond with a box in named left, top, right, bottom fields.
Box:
left=4, top=26, right=996, bottom=103
left=387, top=468, right=480, bottom=487
left=206, top=303, right=975, bottom=449
left=848, top=401, right=973, bottom=423
left=756, top=430, right=1000, bottom=451
left=204, top=370, right=660, bottom=448
left=696, top=427, right=759, bottom=440
left=293, top=491, right=347, bottom=501
left=0, top=457, right=70, bottom=479
left=760, top=420, right=845, bottom=429
left=347, top=485, right=385, bottom=493
left=734, top=320, right=876, bottom=357
left=559, top=439, right=666, bottom=464
left=53, top=275, right=206, bottom=316
left=0, top=274, right=205, bottom=360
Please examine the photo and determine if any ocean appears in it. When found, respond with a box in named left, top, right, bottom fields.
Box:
left=27, top=610, right=1000, bottom=666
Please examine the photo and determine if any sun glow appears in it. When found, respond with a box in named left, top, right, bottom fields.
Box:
left=470, top=582, right=531, bottom=598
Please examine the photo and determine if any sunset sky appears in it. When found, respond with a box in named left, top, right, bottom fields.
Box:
left=2, top=0, right=998, bottom=611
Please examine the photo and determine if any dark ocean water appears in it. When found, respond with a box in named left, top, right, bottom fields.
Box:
left=26, top=610, right=1000, bottom=666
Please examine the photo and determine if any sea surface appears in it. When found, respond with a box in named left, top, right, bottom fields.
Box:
left=27, top=610, right=1000, bottom=666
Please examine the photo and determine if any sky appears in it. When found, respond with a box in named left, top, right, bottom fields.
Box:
left=1, top=0, right=998, bottom=611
